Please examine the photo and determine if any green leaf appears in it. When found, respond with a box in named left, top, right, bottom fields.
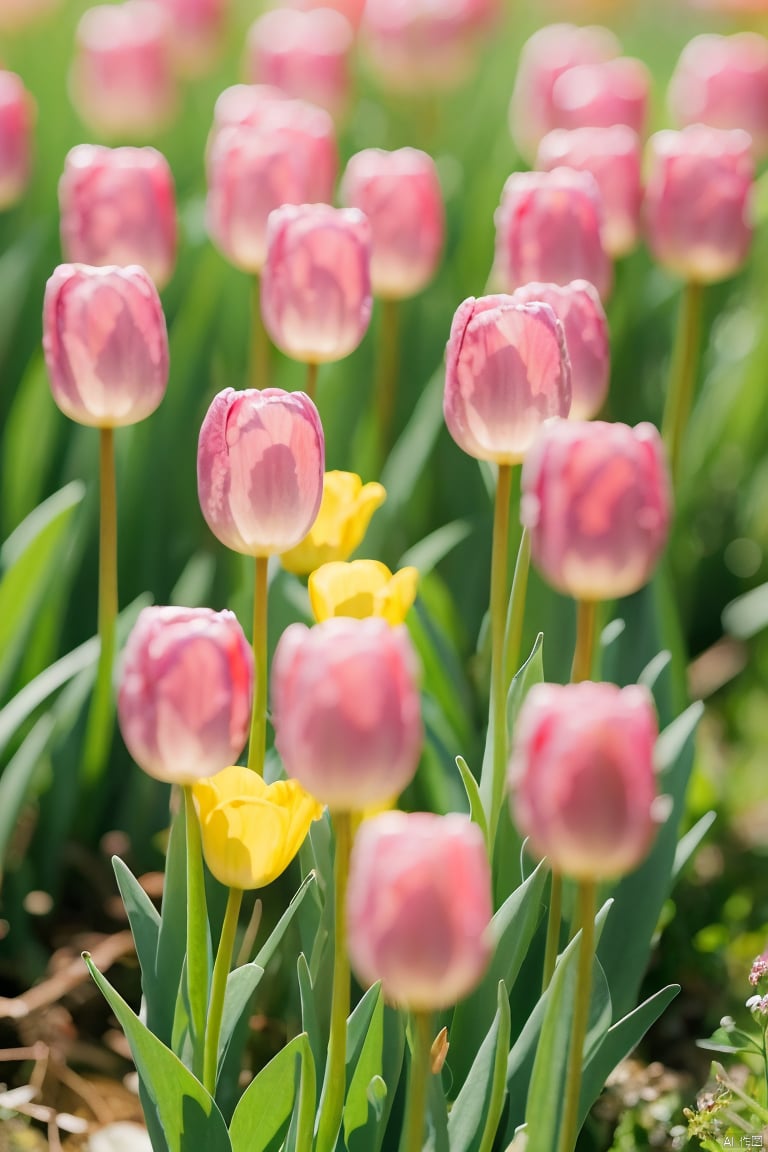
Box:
left=376, top=365, right=444, bottom=530
left=218, top=963, right=265, bottom=1069
left=84, top=954, right=231, bottom=1152
left=424, top=1063, right=450, bottom=1152
left=254, top=871, right=316, bottom=973
left=344, top=986, right=384, bottom=1145
left=229, top=1032, right=312, bottom=1152
left=297, top=953, right=323, bottom=1093
left=0, top=714, right=54, bottom=882
left=448, top=981, right=511, bottom=1152
left=2, top=357, right=60, bottom=533
left=673, top=811, right=716, bottom=880
left=153, top=799, right=189, bottom=1047
left=398, top=520, right=472, bottom=575
left=455, top=756, right=489, bottom=850
left=112, top=856, right=161, bottom=1007
left=506, top=633, right=545, bottom=736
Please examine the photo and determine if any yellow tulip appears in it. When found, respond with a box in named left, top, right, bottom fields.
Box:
left=308, top=560, right=419, bottom=626
left=280, top=471, right=386, bottom=576
left=193, top=765, right=324, bottom=890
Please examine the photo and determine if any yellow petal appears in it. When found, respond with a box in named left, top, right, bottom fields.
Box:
left=376, top=566, right=419, bottom=625
left=281, top=472, right=386, bottom=575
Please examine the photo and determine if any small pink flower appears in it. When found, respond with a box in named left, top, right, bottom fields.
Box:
left=245, top=7, right=353, bottom=119
left=340, top=147, right=444, bottom=299
left=537, top=126, right=642, bottom=259
left=0, top=71, right=34, bottom=211
left=510, top=281, right=609, bottom=421
left=118, top=606, right=253, bottom=784
left=521, top=419, right=671, bottom=601
left=59, top=144, right=177, bottom=290
left=261, top=203, right=372, bottom=364
left=644, top=125, right=753, bottom=284
left=271, top=617, right=422, bottom=810
left=444, top=295, right=571, bottom=464
left=197, top=387, right=325, bottom=557
left=551, top=57, right=650, bottom=137
left=669, top=33, right=768, bottom=160
left=509, top=681, right=660, bottom=880
left=70, top=1, right=178, bottom=139
left=43, top=263, right=169, bottom=428
left=493, top=168, right=612, bottom=300
left=347, top=811, right=493, bottom=1009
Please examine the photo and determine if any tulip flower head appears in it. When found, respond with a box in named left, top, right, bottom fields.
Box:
left=644, top=125, right=754, bottom=284
left=43, top=263, right=169, bottom=429
left=118, top=606, right=254, bottom=784
left=493, top=168, right=612, bottom=300
left=551, top=56, right=650, bottom=137
left=245, top=7, right=354, bottom=118
left=0, top=72, right=34, bottom=212
left=444, top=295, right=571, bottom=465
left=509, top=681, right=660, bottom=880
left=510, top=281, right=609, bottom=421
left=197, top=386, right=325, bottom=558
left=261, top=203, right=372, bottom=365
left=521, top=419, right=671, bottom=602
left=152, top=0, right=230, bottom=76
left=309, top=560, right=418, bottom=625
left=280, top=470, right=386, bottom=575
left=346, top=811, right=493, bottom=1009
left=271, top=616, right=422, bottom=810
left=284, top=0, right=365, bottom=30
left=59, top=144, right=177, bottom=290
left=193, top=765, right=323, bottom=889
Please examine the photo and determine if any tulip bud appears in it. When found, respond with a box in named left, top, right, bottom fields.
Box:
left=193, top=765, right=323, bottom=890
left=261, top=203, right=372, bottom=364
left=521, top=420, right=671, bottom=602
left=0, top=72, right=34, bottom=211
left=271, top=617, right=422, bottom=810
left=508, top=681, right=659, bottom=880
left=537, top=126, right=642, bottom=259
left=443, top=296, right=571, bottom=465
left=644, top=125, right=753, bottom=284
left=493, top=168, right=612, bottom=300
left=509, top=23, right=620, bottom=163
left=70, top=2, right=178, bottom=139
left=118, top=606, right=254, bottom=784
left=346, top=811, right=493, bottom=1009
left=340, top=147, right=444, bottom=300
left=551, top=57, right=650, bottom=137
left=668, top=33, right=768, bottom=161
left=59, top=144, right=177, bottom=290
left=308, top=560, right=419, bottom=625
left=361, top=0, right=489, bottom=94
left=280, top=470, right=386, bottom=575
left=152, top=0, right=230, bottom=76
left=510, top=281, right=609, bottom=421
left=43, top=264, right=169, bottom=429
left=197, top=386, right=325, bottom=557
left=245, top=7, right=353, bottom=119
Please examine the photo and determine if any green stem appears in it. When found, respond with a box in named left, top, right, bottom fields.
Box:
left=305, top=361, right=319, bottom=404
left=661, top=279, right=704, bottom=487
left=375, top=298, right=400, bottom=468
left=249, top=274, right=270, bottom=389
left=203, top=886, right=243, bottom=1095
left=183, top=785, right=209, bottom=1082
left=246, top=555, right=269, bottom=776
left=557, top=880, right=597, bottom=1152
left=571, top=600, right=597, bottom=684
left=315, top=811, right=352, bottom=1152
left=483, top=462, right=513, bottom=846
left=503, top=525, right=531, bottom=690
left=401, top=1011, right=433, bottom=1152
left=542, top=871, right=563, bottom=992
left=83, top=427, right=118, bottom=786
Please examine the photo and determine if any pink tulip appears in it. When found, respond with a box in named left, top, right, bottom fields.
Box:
left=340, top=147, right=444, bottom=299
left=245, top=8, right=353, bottom=119
left=0, top=72, right=34, bottom=211
left=509, top=681, right=659, bottom=880
left=59, top=144, right=177, bottom=290
left=261, top=203, right=372, bottom=364
left=493, top=168, right=612, bottom=300
left=537, top=126, right=642, bottom=259
left=644, top=125, right=753, bottom=284
left=197, top=387, right=325, bottom=557
left=70, top=2, right=178, bottom=139
left=211, top=84, right=288, bottom=134
left=551, top=57, right=650, bottom=137
left=118, top=606, right=253, bottom=784
left=509, top=23, right=620, bottom=163
left=444, top=296, right=571, bottom=465
left=521, top=420, right=671, bottom=601
left=152, top=0, right=230, bottom=76
left=271, top=617, right=422, bottom=810
left=282, top=0, right=366, bottom=31
left=346, top=811, right=493, bottom=1009
left=668, top=33, right=768, bottom=160
left=510, top=282, right=609, bottom=421
left=43, top=264, right=169, bottom=429
left=361, top=0, right=491, bottom=93
left=0, top=0, right=59, bottom=31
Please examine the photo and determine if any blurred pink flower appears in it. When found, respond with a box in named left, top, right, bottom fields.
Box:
left=152, top=0, right=231, bottom=76
left=197, top=387, right=325, bottom=557
left=118, top=606, right=253, bottom=784
left=340, top=147, right=444, bottom=299
left=43, top=263, right=169, bottom=428
left=551, top=56, right=650, bottom=137
left=281, top=0, right=365, bottom=31
left=0, top=71, right=34, bottom=211
left=347, top=811, right=493, bottom=1009
left=245, top=7, right=353, bottom=118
